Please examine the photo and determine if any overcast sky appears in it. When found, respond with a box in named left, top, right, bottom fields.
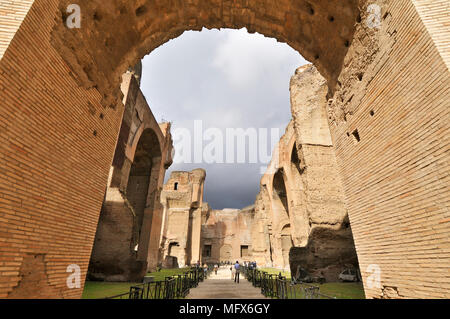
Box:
left=140, top=28, right=307, bottom=209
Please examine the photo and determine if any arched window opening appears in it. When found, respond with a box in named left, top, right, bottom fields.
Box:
left=272, top=169, right=289, bottom=219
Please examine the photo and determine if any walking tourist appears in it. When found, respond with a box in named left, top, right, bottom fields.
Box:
left=234, top=261, right=240, bottom=283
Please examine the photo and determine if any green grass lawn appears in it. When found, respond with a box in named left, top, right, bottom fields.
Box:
left=82, top=268, right=191, bottom=299
left=259, top=268, right=292, bottom=279
left=82, top=281, right=140, bottom=299
left=82, top=267, right=365, bottom=299
left=256, top=268, right=365, bottom=299
left=316, top=282, right=366, bottom=299
left=146, top=267, right=191, bottom=281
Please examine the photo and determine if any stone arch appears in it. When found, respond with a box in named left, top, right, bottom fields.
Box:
left=51, top=0, right=361, bottom=109
left=88, top=127, right=162, bottom=282
left=126, top=127, right=162, bottom=259
left=270, top=169, right=292, bottom=269
left=126, top=121, right=164, bottom=163
left=272, top=169, right=290, bottom=223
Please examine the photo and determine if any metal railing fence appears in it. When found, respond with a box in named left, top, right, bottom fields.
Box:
left=242, top=266, right=336, bottom=299
left=104, top=266, right=213, bottom=299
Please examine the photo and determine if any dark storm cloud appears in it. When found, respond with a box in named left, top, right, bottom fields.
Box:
left=140, top=28, right=307, bottom=209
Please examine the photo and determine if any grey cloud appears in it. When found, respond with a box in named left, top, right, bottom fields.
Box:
left=140, top=28, right=307, bottom=209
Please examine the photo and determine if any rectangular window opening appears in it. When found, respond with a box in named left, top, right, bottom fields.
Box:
left=240, top=245, right=249, bottom=258
left=203, top=245, right=211, bottom=258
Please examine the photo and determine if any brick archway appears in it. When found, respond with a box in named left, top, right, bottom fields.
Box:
left=50, top=0, right=360, bottom=110
left=270, top=169, right=291, bottom=270
left=272, top=169, right=289, bottom=222
left=0, top=0, right=448, bottom=299
left=87, top=127, right=162, bottom=282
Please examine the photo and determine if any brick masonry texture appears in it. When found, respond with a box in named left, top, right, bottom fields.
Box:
left=0, top=0, right=448, bottom=299
left=0, top=0, right=33, bottom=59
left=159, top=169, right=206, bottom=268
left=0, top=0, right=125, bottom=298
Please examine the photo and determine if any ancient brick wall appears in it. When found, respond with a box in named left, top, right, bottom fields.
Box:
left=0, top=0, right=33, bottom=59
left=412, top=0, right=450, bottom=69
left=328, top=1, right=450, bottom=298
left=87, top=71, right=173, bottom=282
left=0, top=0, right=124, bottom=298
left=159, top=169, right=206, bottom=268
left=201, top=207, right=255, bottom=265
left=252, top=66, right=358, bottom=278
left=0, top=0, right=448, bottom=298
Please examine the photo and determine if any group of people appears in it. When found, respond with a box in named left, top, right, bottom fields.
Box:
left=244, top=261, right=257, bottom=270
left=195, top=261, right=209, bottom=276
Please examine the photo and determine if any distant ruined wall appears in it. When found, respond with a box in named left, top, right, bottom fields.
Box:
left=159, top=169, right=206, bottom=268
left=201, top=207, right=255, bottom=264
left=87, top=69, right=173, bottom=281
left=290, top=66, right=356, bottom=269
left=252, top=65, right=359, bottom=281
left=0, top=0, right=448, bottom=299
left=251, top=189, right=274, bottom=268
left=160, top=174, right=256, bottom=267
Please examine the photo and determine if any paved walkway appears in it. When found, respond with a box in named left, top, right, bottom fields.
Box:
left=186, top=267, right=267, bottom=299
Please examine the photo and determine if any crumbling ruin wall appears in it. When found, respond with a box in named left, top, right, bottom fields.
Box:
left=201, top=206, right=254, bottom=264
left=0, top=0, right=448, bottom=298
left=257, top=123, right=297, bottom=270
left=252, top=65, right=359, bottom=279
left=87, top=68, right=173, bottom=282
left=250, top=190, right=274, bottom=268
left=159, top=169, right=206, bottom=268
left=290, top=65, right=359, bottom=281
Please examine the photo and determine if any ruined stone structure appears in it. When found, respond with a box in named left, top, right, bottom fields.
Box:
left=201, top=206, right=255, bottom=265
left=159, top=175, right=255, bottom=268
left=159, top=169, right=207, bottom=268
left=251, top=65, right=359, bottom=281
left=86, top=66, right=173, bottom=282
left=0, top=0, right=448, bottom=298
